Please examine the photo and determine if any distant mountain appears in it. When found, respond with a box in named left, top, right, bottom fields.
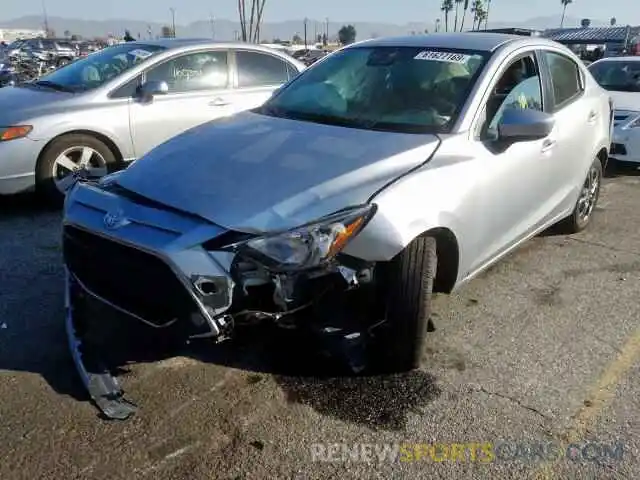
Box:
left=0, top=14, right=613, bottom=41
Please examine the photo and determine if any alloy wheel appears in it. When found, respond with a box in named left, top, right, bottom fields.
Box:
left=52, top=145, right=108, bottom=193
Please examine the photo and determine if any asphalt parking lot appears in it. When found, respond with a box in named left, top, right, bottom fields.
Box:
left=1, top=166, right=639, bottom=480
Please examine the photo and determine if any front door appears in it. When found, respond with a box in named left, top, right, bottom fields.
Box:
left=466, top=52, right=560, bottom=273
left=129, top=49, right=235, bottom=159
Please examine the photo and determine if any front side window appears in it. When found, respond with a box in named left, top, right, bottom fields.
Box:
left=145, top=50, right=229, bottom=93
left=236, top=50, right=295, bottom=87
left=589, top=60, right=640, bottom=92
left=544, top=51, right=583, bottom=108
left=33, top=43, right=165, bottom=92
left=259, top=46, right=488, bottom=133
left=483, top=54, right=543, bottom=138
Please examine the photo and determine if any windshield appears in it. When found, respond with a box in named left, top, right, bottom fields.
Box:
left=589, top=60, right=640, bottom=92
left=34, top=43, right=165, bottom=92
left=259, top=46, right=488, bottom=133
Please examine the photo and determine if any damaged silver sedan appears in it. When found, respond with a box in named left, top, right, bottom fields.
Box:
left=62, top=33, right=612, bottom=419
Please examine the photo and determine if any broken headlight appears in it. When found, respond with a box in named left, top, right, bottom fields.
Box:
left=231, top=204, right=376, bottom=271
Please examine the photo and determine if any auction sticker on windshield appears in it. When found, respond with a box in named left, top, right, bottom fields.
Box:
left=129, top=49, right=153, bottom=59
left=414, top=51, right=471, bottom=63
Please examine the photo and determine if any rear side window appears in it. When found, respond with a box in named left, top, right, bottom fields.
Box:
left=236, top=50, right=290, bottom=87
left=543, top=51, right=583, bottom=109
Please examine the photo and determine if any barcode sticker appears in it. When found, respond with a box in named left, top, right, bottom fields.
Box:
left=414, top=51, right=471, bottom=63
left=129, top=49, right=153, bottom=59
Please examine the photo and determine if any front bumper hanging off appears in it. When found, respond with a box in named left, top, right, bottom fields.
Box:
left=64, top=269, right=137, bottom=420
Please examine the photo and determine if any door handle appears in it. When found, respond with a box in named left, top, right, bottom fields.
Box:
left=588, top=111, right=598, bottom=123
left=541, top=139, right=556, bottom=153
left=209, top=97, right=231, bottom=107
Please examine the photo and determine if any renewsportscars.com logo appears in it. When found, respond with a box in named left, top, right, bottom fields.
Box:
left=310, top=441, right=624, bottom=464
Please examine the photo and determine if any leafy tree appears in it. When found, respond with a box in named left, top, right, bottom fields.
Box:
left=338, top=24, right=356, bottom=45
left=64, top=30, right=71, bottom=39
left=70, top=34, right=81, bottom=41
left=123, top=30, right=136, bottom=42
left=560, top=0, right=573, bottom=28
left=292, top=33, right=302, bottom=44
left=441, top=0, right=454, bottom=32
left=581, top=18, right=591, bottom=28
left=322, top=33, right=328, bottom=46
left=610, top=17, right=617, bottom=26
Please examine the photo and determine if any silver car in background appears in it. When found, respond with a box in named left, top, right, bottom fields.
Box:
left=0, top=39, right=305, bottom=203
left=588, top=57, right=640, bottom=165
left=62, top=33, right=611, bottom=420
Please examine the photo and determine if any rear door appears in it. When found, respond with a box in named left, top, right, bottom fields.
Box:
left=128, top=49, right=235, bottom=158
left=225, top=49, right=301, bottom=113
left=539, top=49, right=594, bottom=211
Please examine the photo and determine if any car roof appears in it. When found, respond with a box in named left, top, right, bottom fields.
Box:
left=593, top=56, right=640, bottom=62
left=129, top=38, right=268, bottom=50
left=122, top=38, right=303, bottom=60
left=350, top=32, right=559, bottom=53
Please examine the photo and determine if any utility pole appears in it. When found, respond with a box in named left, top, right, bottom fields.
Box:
left=325, top=17, right=329, bottom=42
left=41, top=0, right=50, bottom=37
left=209, top=13, right=215, bottom=39
left=170, top=7, right=176, bottom=38
left=304, top=18, right=308, bottom=48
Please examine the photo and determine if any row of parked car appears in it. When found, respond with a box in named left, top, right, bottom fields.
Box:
left=0, top=33, right=638, bottom=419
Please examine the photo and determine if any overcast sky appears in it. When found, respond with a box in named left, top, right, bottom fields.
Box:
left=4, top=0, right=638, bottom=25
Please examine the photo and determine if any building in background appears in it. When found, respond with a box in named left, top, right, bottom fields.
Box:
left=543, top=25, right=640, bottom=58
left=0, top=28, right=46, bottom=43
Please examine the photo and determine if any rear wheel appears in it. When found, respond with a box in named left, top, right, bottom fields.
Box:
left=557, top=157, right=602, bottom=234
left=36, top=134, right=117, bottom=206
left=374, top=236, right=437, bottom=373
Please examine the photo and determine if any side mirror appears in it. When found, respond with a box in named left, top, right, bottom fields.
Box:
left=137, top=80, right=169, bottom=101
left=497, top=108, right=555, bottom=142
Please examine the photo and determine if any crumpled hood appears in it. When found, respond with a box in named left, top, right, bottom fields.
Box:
left=116, top=111, right=441, bottom=232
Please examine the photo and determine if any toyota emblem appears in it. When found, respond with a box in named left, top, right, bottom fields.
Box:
left=103, top=208, right=130, bottom=230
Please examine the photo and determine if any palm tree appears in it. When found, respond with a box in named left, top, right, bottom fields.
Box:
left=560, top=0, right=573, bottom=28
left=441, top=0, right=454, bottom=32
left=484, top=0, right=493, bottom=29
left=471, top=0, right=486, bottom=30
left=454, top=0, right=464, bottom=32
left=459, top=0, right=470, bottom=31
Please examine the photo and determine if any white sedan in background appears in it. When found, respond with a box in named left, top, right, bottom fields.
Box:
left=589, top=57, right=640, bottom=165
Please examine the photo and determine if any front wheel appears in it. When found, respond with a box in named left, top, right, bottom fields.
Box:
left=35, top=134, right=117, bottom=206
left=374, top=236, right=437, bottom=373
left=557, top=157, right=602, bottom=234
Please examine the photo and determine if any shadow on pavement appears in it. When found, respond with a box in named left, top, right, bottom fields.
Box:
left=604, top=160, right=640, bottom=178
left=0, top=193, right=58, bottom=217
left=0, top=193, right=87, bottom=401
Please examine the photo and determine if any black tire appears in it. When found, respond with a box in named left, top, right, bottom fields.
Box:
left=557, top=157, right=602, bottom=234
left=375, top=236, right=437, bottom=373
left=36, top=133, right=117, bottom=206
left=57, top=57, right=71, bottom=67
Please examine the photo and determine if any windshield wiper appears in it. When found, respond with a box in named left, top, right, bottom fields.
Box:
left=33, top=80, right=75, bottom=92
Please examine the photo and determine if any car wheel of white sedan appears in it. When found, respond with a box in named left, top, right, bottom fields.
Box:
left=558, top=156, right=603, bottom=234
left=375, top=235, right=437, bottom=373
left=36, top=133, right=117, bottom=205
